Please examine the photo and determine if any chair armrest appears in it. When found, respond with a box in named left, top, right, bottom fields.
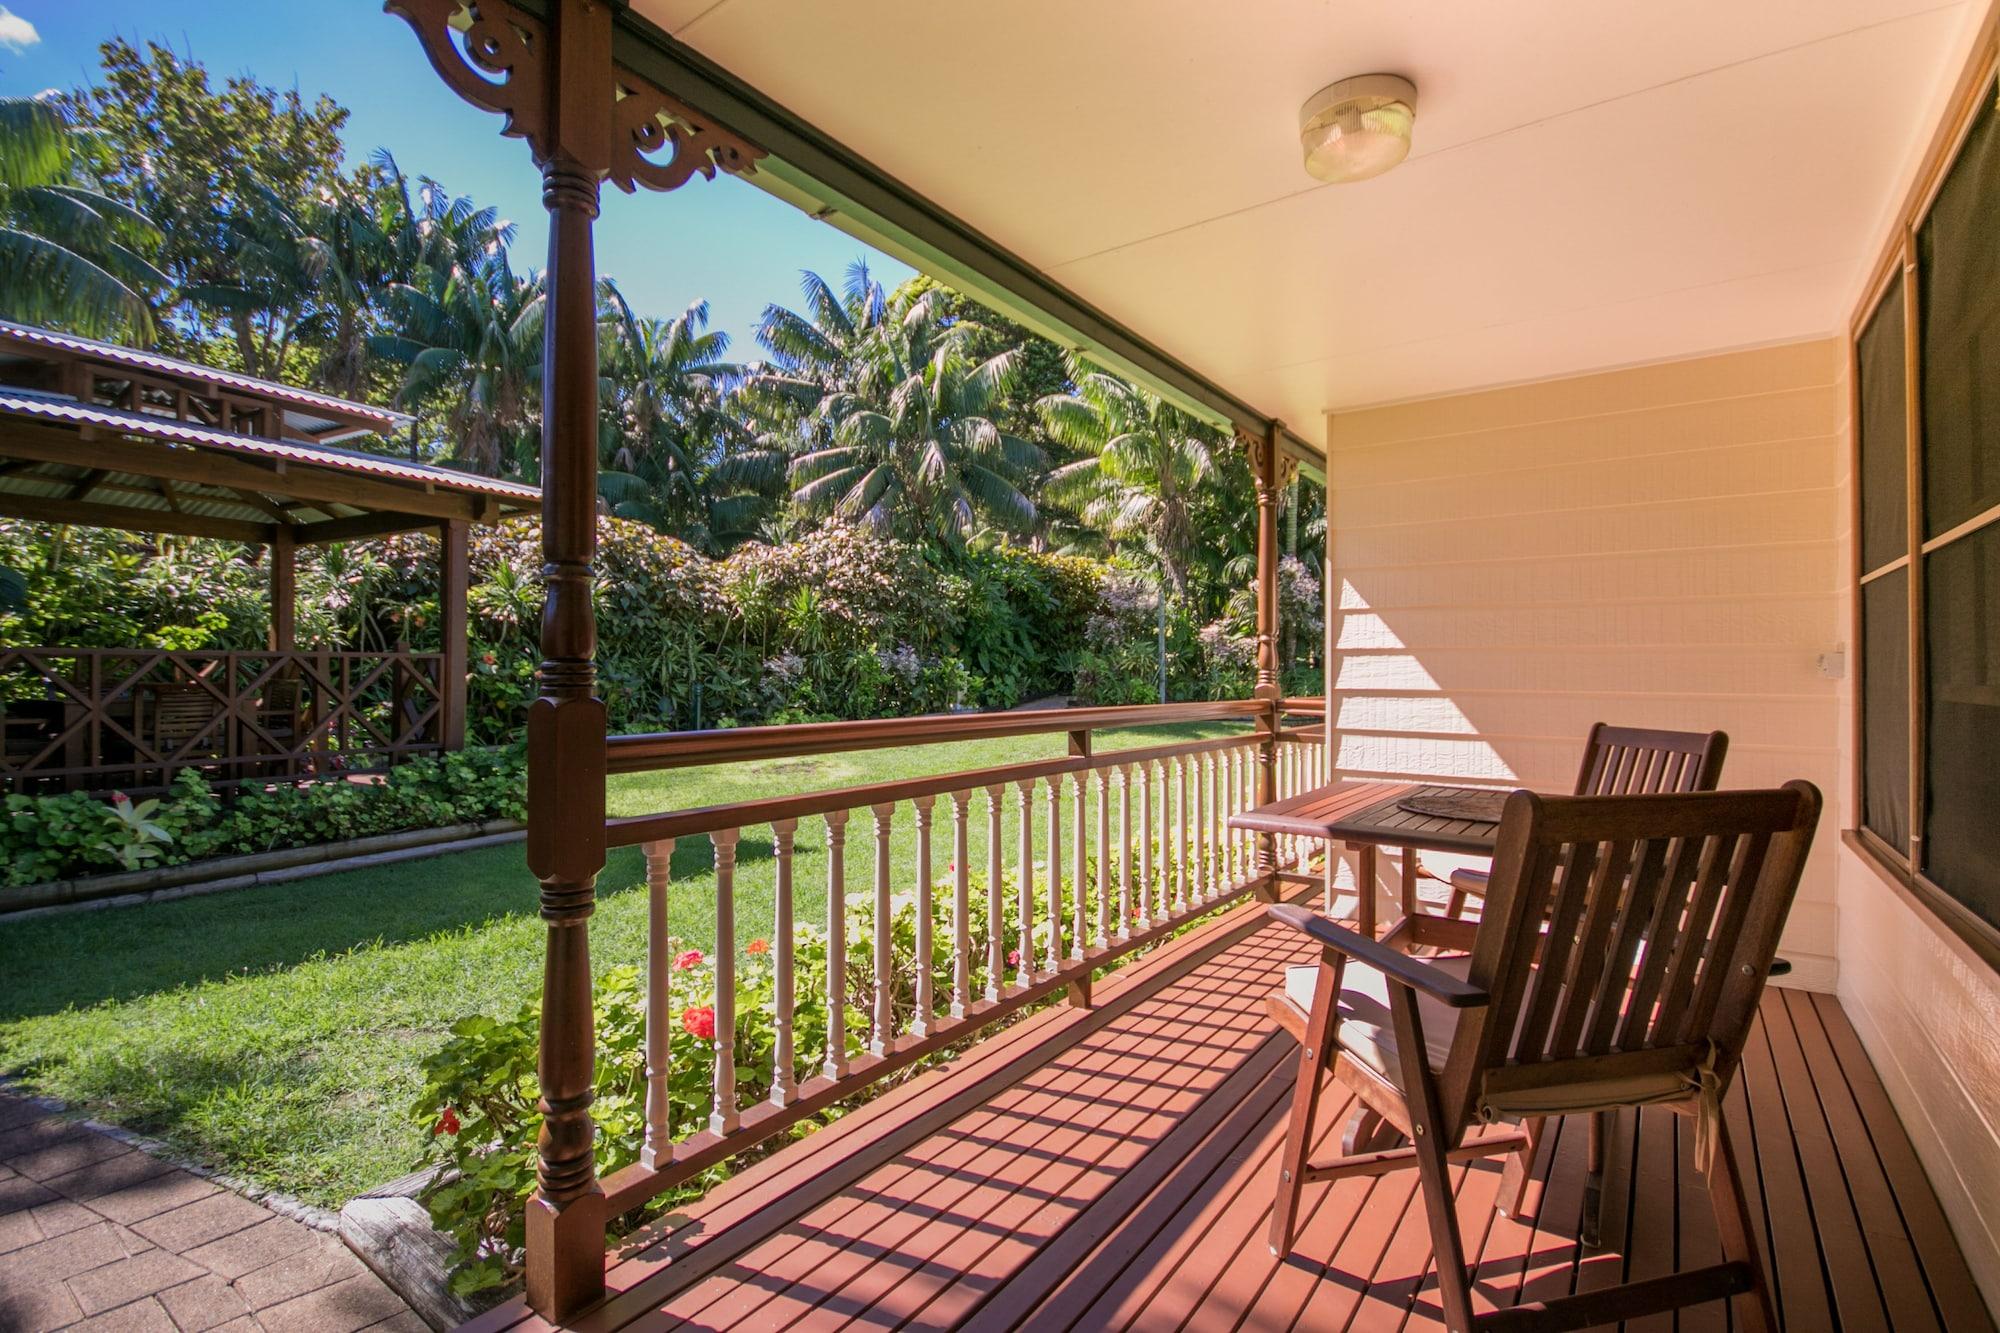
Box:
left=1266, top=903, right=1491, bottom=1008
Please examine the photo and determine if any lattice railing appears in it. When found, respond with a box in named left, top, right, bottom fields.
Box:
left=0, top=646, right=446, bottom=793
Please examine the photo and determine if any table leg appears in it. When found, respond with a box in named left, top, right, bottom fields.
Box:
left=1400, top=846, right=1418, bottom=921
left=1321, top=836, right=1337, bottom=916
left=1355, top=843, right=1377, bottom=938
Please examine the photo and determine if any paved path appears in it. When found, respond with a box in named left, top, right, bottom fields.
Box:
left=0, top=1092, right=420, bottom=1332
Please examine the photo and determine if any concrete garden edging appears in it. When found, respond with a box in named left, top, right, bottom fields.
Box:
left=0, top=817, right=526, bottom=920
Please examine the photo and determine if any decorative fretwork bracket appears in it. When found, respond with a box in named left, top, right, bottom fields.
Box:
left=384, top=0, right=764, bottom=191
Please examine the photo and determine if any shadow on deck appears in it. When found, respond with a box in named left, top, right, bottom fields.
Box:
left=474, top=903, right=1994, bottom=1332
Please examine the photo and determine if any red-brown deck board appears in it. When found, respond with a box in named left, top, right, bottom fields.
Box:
left=486, top=912, right=1995, bottom=1332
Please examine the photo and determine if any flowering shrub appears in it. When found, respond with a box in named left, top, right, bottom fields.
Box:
left=409, top=857, right=1097, bottom=1296
left=2, top=515, right=1323, bottom=738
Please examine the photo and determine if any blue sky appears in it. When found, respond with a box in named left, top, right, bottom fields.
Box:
left=0, top=0, right=914, bottom=357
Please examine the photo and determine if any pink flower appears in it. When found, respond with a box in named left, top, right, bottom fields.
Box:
left=746, top=939, right=770, bottom=955
left=434, top=1107, right=461, bottom=1136
left=681, top=1006, right=717, bottom=1039
left=674, top=949, right=704, bottom=970
left=1007, top=949, right=1022, bottom=967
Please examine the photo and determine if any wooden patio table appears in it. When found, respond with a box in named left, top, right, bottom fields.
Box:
left=1229, top=780, right=1504, bottom=938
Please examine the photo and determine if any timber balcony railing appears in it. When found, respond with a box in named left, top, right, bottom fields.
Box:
left=589, top=698, right=1331, bottom=1218
left=0, top=645, right=447, bottom=793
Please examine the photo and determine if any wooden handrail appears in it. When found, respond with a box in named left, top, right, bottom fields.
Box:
left=605, top=699, right=1265, bottom=774
left=608, top=729, right=1258, bottom=847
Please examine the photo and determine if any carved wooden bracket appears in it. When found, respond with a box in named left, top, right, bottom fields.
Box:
left=384, top=0, right=764, bottom=191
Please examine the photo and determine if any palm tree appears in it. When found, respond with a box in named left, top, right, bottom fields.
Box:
left=372, top=226, right=542, bottom=477
left=786, top=284, right=1043, bottom=545
left=0, top=95, right=166, bottom=340
left=1036, top=357, right=1217, bottom=595
left=597, top=291, right=785, bottom=550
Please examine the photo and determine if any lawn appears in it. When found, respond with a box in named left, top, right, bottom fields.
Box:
left=0, top=720, right=1245, bottom=1209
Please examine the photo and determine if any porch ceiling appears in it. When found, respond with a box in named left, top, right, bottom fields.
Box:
left=631, top=0, right=1977, bottom=436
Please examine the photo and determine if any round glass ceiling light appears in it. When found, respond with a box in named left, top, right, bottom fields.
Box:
left=1299, top=74, right=1417, bottom=184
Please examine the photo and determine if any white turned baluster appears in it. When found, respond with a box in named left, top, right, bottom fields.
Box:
left=1044, top=774, right=1064, bottom=973
left=1173, top=753, right=1189, bottom=915
left=769, top=819, right=797, bottom=1107
left=1071, top=770, right=1088, bottom=960
left=823, top=809, right=849, bottom=1080
left=912, top=794, right=935, bottom=1038
left=1015, top=779, right=1035, bottom=988
left=1093, top=769, right=1110, bottom=948
left=1220, top=748, right=1235, bottom=887
left=641, top=838, right=674, bottom=1166
left=1192, top=748, right=1208, bottom=904
left=869, top=803, right=895, bottom=1057
left=1139, top=759, right=1156, bottom=929
left=949, top=791, right=971, bottom=1019
left=1225, top=746, right=1242, bottom=885
left=1117, top=765, right=1134, bottom=939
left=709, top=827, right=740, bottom=1135
left=984, top=785, right=1005, bottom=1002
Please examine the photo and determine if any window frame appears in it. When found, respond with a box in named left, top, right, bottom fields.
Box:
left=1847, top=45, right=2000, bottom=974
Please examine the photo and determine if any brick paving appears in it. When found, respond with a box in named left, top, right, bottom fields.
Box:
left=0, top=1093, right=421, bottom=1332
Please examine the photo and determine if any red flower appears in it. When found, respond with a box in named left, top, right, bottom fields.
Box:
left=479, top=652, right=497, bottom=666
left=1007, top=949, right=1022, bottom=967
left=746, top=938, right=770, bottom=955
left=434, top=1107, right=461, bottom=1137
left=681, top=1006, right=717, bottom=1039
left=673, top=949, right=704, bottom=970
left=111, top=791, right=129, bottom=805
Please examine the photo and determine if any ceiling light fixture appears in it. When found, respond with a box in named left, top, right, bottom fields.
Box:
left=1298, top=74, right=1417, bottom=184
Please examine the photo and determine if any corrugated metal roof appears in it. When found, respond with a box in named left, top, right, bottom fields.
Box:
left=0, top=319, right=416, bottom=432
left=0, top=393, right=539, bottom=507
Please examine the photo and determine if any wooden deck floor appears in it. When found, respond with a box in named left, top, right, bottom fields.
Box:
left=480, top=903, right=1995, bottom=1332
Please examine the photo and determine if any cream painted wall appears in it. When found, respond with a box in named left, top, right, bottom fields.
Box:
left=1321, top=336, right=2000, bottom=1309
left=1322, top=339, right=1848, bottom=987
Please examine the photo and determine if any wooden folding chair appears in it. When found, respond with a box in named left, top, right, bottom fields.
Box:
left=1267, top=781, right=1821, bottom=1333
left=1439, top=724, right=1728, bottom=917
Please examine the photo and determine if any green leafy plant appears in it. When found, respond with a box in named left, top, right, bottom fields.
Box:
left=98, top=793, right=174, bottom=870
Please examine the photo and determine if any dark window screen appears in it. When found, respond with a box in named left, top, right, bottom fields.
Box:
left=1857, top=278, right=1908, bottom=573
left=1917, top=79, right=2000, bottom=539
left=1923, top=525, right=2000, bottom=931
left=1862, top=571, right=1909, bottom=855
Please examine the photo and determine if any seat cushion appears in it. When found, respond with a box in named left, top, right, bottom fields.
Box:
left=1283, top=954, right=1475, bottom=1084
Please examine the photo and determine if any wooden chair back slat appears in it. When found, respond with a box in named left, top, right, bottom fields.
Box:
left=1581, top=835, right=1677, bottom=1055
left=1444, top=783, right=1820, bottom=1135
left=1516, top=837, right=1619, bottom=1060
left=1615, top=833, right=1710, bottom=1049
left=1572, top=724, right=1727, bottom=798
left=1549, top=836, right=1653, bottom=1058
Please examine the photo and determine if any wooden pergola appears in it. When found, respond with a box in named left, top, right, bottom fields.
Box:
left=0, top=318, right=538, bottom=791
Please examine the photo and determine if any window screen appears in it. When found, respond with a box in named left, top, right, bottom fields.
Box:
left=1923, top=525, right=2000, bottom=931
left=1857, top=279, right=1908, bottom=574
left=1861, top=571, right=1909, bottom=854
left=1917, top=85, right=2000, bottom=539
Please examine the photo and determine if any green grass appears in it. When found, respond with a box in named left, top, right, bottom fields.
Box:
left=0, top=720, right=1245, bottom=1208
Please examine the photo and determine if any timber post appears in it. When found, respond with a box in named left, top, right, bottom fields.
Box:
left=384, top=0, right=763, bottom=1317
left=268, top=522, right=297, bottom=655
left=438, top=517, right=470, bottom=751
left=1249, top=421, right=1286, bottom=898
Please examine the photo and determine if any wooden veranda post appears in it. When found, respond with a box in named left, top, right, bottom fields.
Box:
left=1249, top=421, right=1286, bottom=896
left=385, top=0, right=762, bottom=1318
left=438, top=518, right=470, bottom=751
left=268, top=523, right=296, bottom=654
